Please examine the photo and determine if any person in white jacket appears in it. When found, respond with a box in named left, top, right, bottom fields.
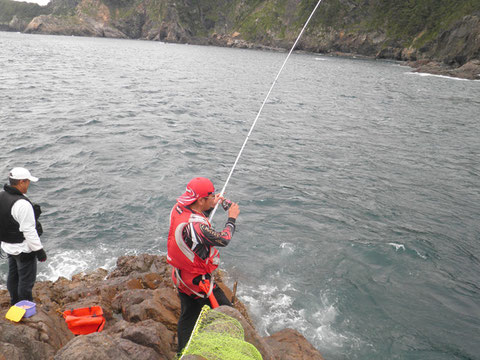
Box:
left=0, top=167, right=46, bottom=305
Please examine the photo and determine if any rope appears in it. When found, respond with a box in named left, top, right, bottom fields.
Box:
left=209, top=0, right=324, bottom=222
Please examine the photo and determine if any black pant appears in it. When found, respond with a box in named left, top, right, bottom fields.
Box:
left=177, top=286, right=232, bottom=353
left=7, top=252, right=37, bottom=305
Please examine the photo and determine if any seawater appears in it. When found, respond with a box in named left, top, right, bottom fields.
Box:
left=1, top=31, right=479, bottom=360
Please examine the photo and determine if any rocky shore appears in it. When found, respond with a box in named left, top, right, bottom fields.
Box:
left=0, top=254, right=325, bottom=360
left=408, top=59, right=480, bottom=80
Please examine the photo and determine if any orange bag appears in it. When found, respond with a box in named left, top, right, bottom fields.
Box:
left=62, top=306, right=106, bottom=335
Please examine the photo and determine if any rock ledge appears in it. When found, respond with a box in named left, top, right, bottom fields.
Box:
left=0, top=254, right=324, bottom=360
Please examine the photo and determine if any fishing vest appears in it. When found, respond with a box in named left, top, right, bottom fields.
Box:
left=167, top=203, right=220, bottom=296
left=0, top=185, right=42, bottom=244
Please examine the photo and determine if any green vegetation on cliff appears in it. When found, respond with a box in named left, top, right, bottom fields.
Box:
left=175, top=0, right=221, bottom=36
left=238, top=0, right=289, bottom=42
left=0, top=0, right=49, bottom=22
left=370, top=0, right=480, bottom=47
left=229, top=0, right=480, bottom=48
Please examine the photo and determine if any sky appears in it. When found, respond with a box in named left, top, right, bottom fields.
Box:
left=15, top=0, right=50, bottom=6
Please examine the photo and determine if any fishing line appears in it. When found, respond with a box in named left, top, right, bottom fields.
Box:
left=209, top=0, right=324, bottom=222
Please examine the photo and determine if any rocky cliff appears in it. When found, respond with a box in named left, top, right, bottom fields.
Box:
left=1, top=0, right=479, bottom=79
left=0, top=254, right=324, bottom=360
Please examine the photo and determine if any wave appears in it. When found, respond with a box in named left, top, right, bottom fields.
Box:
left=36, top=245, right=166, bottom=282
left=388, top=242, right=405, bottom=251
left=224, top=271, right=364, bottom=358
left=406, top=72, right=480, bottom=81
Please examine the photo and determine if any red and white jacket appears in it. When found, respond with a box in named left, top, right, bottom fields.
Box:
left=167, top=203, right=235, bottom=297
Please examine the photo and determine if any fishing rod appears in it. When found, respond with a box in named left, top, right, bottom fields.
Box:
left=209, top=0, right=324, bottom=222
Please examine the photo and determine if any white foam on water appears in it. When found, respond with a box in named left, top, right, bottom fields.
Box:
left=281, top=282, right=297, bottom=292
left=315, top=57, right=328, bottom=61
left=279, top=242, right=295, bottom=253
left=388, top=242, right=405, bottom=251
left=406, top=72, right=480, bottom=81
left=235, top=280, right=362, bottom=355
left=310, top=295, right=368, bottom=357
left=36, top=245, right=162, bottom=282
left=38, top=249, right=91, bottom=281
left=312, top=306, right=347, bottom=347
left=414, top=249, right=427, bottom=259
left=393, top=63, right=412, bottom=68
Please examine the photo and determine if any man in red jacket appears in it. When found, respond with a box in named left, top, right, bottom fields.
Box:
left=167, top=177, right=240, bottom=353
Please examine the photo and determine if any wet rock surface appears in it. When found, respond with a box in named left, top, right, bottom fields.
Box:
left=0, top=254, right=324, bottom=359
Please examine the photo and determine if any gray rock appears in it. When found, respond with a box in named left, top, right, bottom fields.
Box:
left=54, top=332, right=130, bottom=360
left=0, top=307, right=73, bottom=360
left=0, top=341, right=23, bottom=360
left=115, top=338, right=159, bottom=360
left=264, top=328, right=325, bottom=360
left=9, top=15, right=27, bottom=32
left=24, top=14, right=127, bottom=38
left=121, top=319, right=175, bottom=359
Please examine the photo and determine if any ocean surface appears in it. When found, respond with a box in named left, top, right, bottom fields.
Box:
left=1, top=31, right=479, bottom=360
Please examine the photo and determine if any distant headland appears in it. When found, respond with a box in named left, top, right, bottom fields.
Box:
left=1, top=0, right=479, bottom=79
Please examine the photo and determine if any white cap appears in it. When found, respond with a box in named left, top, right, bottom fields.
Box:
left=9, top=167, right=39, bottom=182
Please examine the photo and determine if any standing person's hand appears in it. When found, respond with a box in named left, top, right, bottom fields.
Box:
left=35, top=249, right=47, bottom=262
left=228, top=202, right=240, bottom=219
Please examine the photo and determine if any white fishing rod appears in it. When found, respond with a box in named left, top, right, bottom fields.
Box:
left=209, top=0, right=324, bottom=222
